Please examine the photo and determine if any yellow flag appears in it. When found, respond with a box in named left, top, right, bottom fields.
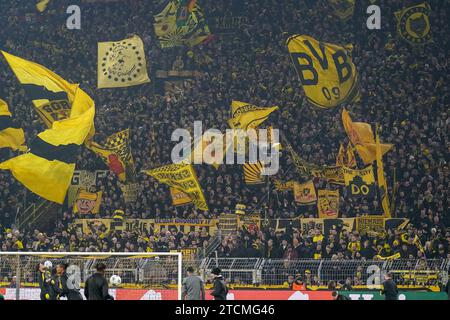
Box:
left=0, top=98, right=26, bottom=151
left=36, top=0, right=50, bottom=12
left=97, top=35, right=150, bottom=89
left=376, top=128, right=391, bottom=218
left=170, top=187, right=192, bottom=206
left=228, top=101, right=278, bottom=130
left=243, top=161, right=264, bottom=185
left=342, top=109, right=392, bottom=164
left=0, top=87, right=95, bottom=204
left=395, top=2, right=432, bottom=45
left=287, top=35, right=359, bottom=109
left=144, top=163, right=208, bottom=211
left=317, top=189, right=339, bottom=219
left=73, top=188, right=102, bottom=214
left=1, top=51, right=95, bottom=139
left=346, top=143, right=357, bottom=168
left=294, top=181, right=317, bottom=205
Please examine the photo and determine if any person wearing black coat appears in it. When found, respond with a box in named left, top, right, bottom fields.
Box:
left=445, top=278, right=450, bottom=300
left=84, top=263, right=114, bottom=300
left=55, top=263, right=83, bottom=300
left=37, top=263, right=57, bottom=301
left=381, top=272, right=398, bottom=300
left=210, top=267, right=228, bottom=300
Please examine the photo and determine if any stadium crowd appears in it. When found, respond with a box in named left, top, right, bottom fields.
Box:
left=0, top=0, right=449, bottom=288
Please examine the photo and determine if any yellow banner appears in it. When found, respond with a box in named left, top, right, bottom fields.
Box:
left=395, top=2, right=432, bottom=45
left=170, top=187, right=193, bottom=206
left=228, top=100, right=278, bottom=130
left=287, top=35, right=359, bottom=109
left=144, top=163, right=208, bottom=211
left=0, top=98, right=26, bottom=151
left=73, top=188, right=102, bottom=214
left=356, top=216, right=385, bottom=236
left=294, top=181, right=317, bottom=205
left=317, top=189, right=339, bottom=219
left=97, top=35, right=150, bottom=89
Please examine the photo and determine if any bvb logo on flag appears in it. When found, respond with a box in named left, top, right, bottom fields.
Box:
left=395, top=2, right=431, bottom=45
left=98, top=35, right=150, bottom=89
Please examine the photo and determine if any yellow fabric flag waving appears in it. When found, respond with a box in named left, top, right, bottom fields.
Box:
left=228, top=101, right=278, bottom=130
left=287, top=35, right=359, bottom=109
left=36, top=0, right=51, bottom=12
left=395, top=2, right=432, bottom=45
left=0, top=87, right=95, bottom=204
left=144, top=163, right=208, bottom=211
left=294, top=181, right=317, bottom=205
left=98, top=35, right=150, bottom=89
left=0, top=99, right=26, bottom=151
left=342, top=109, right=392, bottom=164
left=343, top=165, right=376, bottom=198
left=2, top=51, right=78, bottom=129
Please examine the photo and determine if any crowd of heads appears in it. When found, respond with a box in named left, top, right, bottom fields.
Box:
left=0, top=0, right=448, bottom=280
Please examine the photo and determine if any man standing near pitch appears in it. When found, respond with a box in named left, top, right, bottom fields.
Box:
left=381, top=272, right=398, bottom=300
left=84, top=263, right=114, bottom=300
left=210, top=267, right=228, bottom=300
left=182, top=267, right=205, bottom=300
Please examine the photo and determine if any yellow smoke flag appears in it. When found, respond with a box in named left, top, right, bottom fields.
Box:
left=0, top=98, right=26, bottom=151
left=287, top=35, right=359, bottom=109
left=228, top=101, right=278, bottom=130
left=376, top=127, right=391, bottom=218
left=36, top=0, right=50, bottom=12
left=395, top=2, right=432, bottom=45
left=0, top=87, right=95, bottom=204
left=144, top=163, right=208, bottom=211
left=342, top=109, right=392, bottom=164
left=1, top=51, right=95, bottom=139
left=336, top=144, right=346, bottom=166
left=97, top=35, right=150, bottom=89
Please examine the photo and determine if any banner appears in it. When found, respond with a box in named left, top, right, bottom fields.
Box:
left=329, top=0, right=355, bottom=21
left=0, top=98, right=26, bottom=151
left=395, top=2, right=432, bottom=45
left=342, top=109, right=392, bottom=164
left=311, top=166, right=345, bottom=185
left=144, top=163, right=208, bottom=211
left=154, top=0, right=211, bottom=48
left=317, top=190, right=339, bottom=219
left=119, top=182, right=140, bottom=203
left=0, top=52, right=95, bottom=204
left=343, top=165, right=376, bottom=198
left=287, top=35, right=359, bottom=109
left=228, top=101, right=278, bottom=130
left=238, top=214, right=261, bottom=233
left=293, top=181, right=317, bottom=205
left=170, top=187, right=192, bottom=206
left=274, top=180, right=295, bottom=192
left=68, top=170, right=108, bottom=206
left=72, top=188, right=102, bottom=214
left=97, top=35, right=150, bottom=89
left=243, top=161, right=265, bottom=185
left=356, top=216, right=385, bottom=236
left=153, top=218, right=218, bottom=234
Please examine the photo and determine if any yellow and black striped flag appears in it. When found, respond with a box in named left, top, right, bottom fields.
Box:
left=0, top=98, right=26, bottom=151
left=243, top=161, right=265, bottom=185
left=0, top=87, right=95, bottom=204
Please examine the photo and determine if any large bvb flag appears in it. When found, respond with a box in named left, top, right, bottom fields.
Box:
left=0, top=98, right=26, bottom=151
left=287, top=35, right=359, bottom=109
left=395, top=2, right=432, bottom=45
left=97, top=35, right=150, bottom=89
left=0, top=51, right=95, bottom=204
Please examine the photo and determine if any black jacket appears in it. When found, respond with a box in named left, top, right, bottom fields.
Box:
left=381, top=279, right=398, bottom=300
left=445, top=279, right=450, bottom=300
left=38, top=270, right=57, bottom=300
left=84, top=273, right=113, bottom=300
left=55, top=273, right=83, bottom=300
left=211, top=276, right=228, bottom=300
